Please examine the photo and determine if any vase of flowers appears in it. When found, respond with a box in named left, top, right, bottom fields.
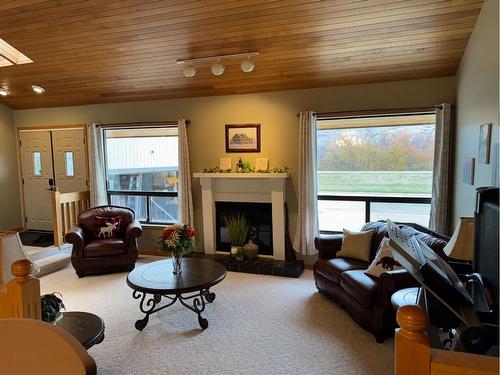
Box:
left=158, top=224, right=196, bottom=275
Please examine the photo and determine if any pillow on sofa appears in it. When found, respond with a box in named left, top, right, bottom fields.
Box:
left=365, top=238, right=403, bottom=278
left=94, top=216, right=121, bottom=239
left=337, top=228, right=375, bottom=262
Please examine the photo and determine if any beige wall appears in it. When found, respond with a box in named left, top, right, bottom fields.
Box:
left=452, top=0, right=499, bottom=226
left=14, top=77, right=456, bottom=255
left=0, top=103, right=22, bottom=229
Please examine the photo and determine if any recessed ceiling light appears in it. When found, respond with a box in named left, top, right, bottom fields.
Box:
left=0, top=87, right=9, bottom=96
left=211, top=61, right=225, bottom=76
left=183, top=65, right=196, bottom=78
left=32, top=85, right=45, bottom=94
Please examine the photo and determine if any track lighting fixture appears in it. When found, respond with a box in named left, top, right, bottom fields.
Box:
left=0, top=87, right=9, bottom=96
left=177, top=51, right=259, bottom=77
left=183, top=65, right=197, bottom=78
left=211, top=60, right=225, bottom=76
left=240, top=57, right=255, bottom=73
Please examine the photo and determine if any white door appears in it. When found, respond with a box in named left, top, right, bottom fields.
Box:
left=19, top=129, right=88, bottom=231
left=52, top=129, right=88, bottom=193
left=19, top=131, right=54, bottom=231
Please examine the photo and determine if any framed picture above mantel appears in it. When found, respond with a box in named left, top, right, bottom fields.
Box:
left=478, top=123, right=492, bottom=164
left=225, top=124, right=261, bottom=153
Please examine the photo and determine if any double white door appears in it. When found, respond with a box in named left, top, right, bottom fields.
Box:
left=19, top=129, right=88, bottom=231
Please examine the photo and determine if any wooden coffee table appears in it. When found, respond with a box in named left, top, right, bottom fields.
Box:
left=127, top=258, right=226, bottom=331
left=56, top=311, right=105, bottom=350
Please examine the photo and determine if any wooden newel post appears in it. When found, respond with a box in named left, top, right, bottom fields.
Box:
left=6, top=259, right=41, bottom=319
left=51, top=188, right=63, bottom=247
left=395, top=305, right=431, bottom=375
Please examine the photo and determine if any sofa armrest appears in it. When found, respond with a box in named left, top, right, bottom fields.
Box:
left=376, top=269, right=418, bottom=301
left=314, top=234, right=343, bottom=259
left=125, top=219, right=143, bottom=244
left=64, top=226, right=86, bottom=257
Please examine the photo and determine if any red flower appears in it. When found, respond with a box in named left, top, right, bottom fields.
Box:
left=184, top=227, right=196, bottom=238
left=162, top=229, right=172, bottom=239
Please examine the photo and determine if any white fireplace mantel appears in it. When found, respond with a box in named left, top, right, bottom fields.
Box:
left=193, top=173, right=290, bottom=260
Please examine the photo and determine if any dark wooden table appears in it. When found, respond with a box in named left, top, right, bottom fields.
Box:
left=56, top=311, right=105, bottom=350
left=127, top=258, right=226, bottom=331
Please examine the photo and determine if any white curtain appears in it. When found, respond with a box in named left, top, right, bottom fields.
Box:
left=178, top=119, right=194, bottom=227
left=87, top=123, right=107, bottom=207
left=293, top=111, right=319, bottom=255
left=429, top=103, right=453, bottom=234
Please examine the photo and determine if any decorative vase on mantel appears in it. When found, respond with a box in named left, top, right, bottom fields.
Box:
left=158, top=224, right=196, bottom=275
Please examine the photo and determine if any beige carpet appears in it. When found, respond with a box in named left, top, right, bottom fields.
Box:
left=40, top=256, right=394, bottom=375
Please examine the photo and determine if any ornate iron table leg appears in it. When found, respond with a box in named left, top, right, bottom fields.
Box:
left=202, top=289, right=216, bottom=303
left=178, top=288, right=215, bottom=330
left=132, top=290, right=177, bottom=331
left=132, top=288, right=215, bottom=331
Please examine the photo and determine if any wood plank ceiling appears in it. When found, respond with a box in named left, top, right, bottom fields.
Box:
left=0, top=0, right=484, bottom=109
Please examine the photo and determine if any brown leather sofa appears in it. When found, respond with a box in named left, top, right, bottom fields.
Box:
left=313, top=221, right=449, bottom=342
left=65, top=206, right=143, bottom=277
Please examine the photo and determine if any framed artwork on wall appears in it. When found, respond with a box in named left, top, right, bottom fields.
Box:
left=478, top=123, right=492, bottom=164
left=225, top=124, right=261, bottom=153
left=463, top=157, right=475, bottom=185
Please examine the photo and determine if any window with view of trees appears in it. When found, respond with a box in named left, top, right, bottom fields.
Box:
left=104, top=127, right=179, bottom=224
left=317, top=113, right=435, bottom=232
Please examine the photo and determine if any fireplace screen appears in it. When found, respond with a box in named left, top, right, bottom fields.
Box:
left=215, top=202, right=273, bottom=256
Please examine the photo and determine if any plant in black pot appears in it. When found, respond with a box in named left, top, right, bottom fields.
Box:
left=41, top=292, right=65, bottom=324
left=225, top=213, right=249, bottom=261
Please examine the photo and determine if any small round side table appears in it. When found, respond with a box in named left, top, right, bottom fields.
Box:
left=56, top=311, right=105, bottom=350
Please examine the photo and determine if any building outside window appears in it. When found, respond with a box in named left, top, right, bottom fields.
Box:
left=103, top=127, right=179, bottom=224
left=317, top=113, right=435, bottom=232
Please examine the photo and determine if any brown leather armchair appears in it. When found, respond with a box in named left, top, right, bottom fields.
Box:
left=313, top=221, right=449, bottom=343
left=65, top=205, right=143, bottom=278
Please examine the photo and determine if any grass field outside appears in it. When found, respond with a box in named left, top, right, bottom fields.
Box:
left=318, top=170, right=433, bottom=196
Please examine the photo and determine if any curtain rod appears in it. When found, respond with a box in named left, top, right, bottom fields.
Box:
left=296, top=106, right=443, bottom=118
left=96, top=120, right=190, bottom=128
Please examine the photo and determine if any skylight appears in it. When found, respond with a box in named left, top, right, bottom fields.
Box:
left=0, top=38, right=33, bottom=65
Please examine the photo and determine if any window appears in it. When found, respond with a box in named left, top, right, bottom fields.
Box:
left=33, top=151, right=42, bottom=176
left=103, top=127, right=179, bottom=224
left=65, top=151, right=75, bottom=176
left=317, top=113, right=435, bottom=232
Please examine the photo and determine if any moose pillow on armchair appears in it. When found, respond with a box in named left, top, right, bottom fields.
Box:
left=94, top=216, right=121, bottom=239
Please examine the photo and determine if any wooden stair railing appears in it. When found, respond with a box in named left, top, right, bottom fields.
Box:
left=395, top=305, right=499, bottom=375
left=52, top=189, right=90, bottom=247
left=0, top=259, right=41, bottom=319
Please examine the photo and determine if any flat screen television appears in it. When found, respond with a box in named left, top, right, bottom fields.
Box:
left=473, top=187, right=499, bottom=323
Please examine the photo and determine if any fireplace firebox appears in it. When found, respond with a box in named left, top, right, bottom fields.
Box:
left=215, top=202, right=273, bottom=256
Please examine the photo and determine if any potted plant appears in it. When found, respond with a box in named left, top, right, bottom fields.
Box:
left=41, top=292, right=65, bottom=324
left=225, top=213, right=249, bottom=261
left=158, top=224, right=196, bottom=274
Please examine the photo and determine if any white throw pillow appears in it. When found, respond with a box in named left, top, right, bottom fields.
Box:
left=336, top=228, right=375, bottom=262
left=365, top=238, right=403, bottom=278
